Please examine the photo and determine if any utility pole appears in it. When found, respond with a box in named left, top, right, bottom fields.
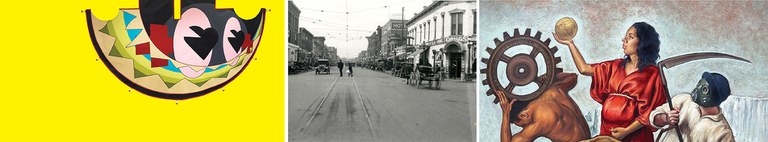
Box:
left=345, top=0, right=348, bottom=63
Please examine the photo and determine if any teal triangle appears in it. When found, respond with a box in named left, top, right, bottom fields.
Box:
left=126, top=29, right=142, bottom=41
left=123, top=11, right=136, bottom=27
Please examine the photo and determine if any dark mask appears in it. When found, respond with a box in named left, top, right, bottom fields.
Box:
left=691, top=78, right=717, bottom=107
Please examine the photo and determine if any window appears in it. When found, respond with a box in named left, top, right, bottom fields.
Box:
left=434, top=19, right=437, bottom=39
left=427, top=22, right=430, bottom=41
left=409, top=29, right=413, bottom=45
left=441, top=15, right=445, bottom=38
left=451, top=12, right=463, bottom=35
left=424, top=23, right=426, bottom=41
left=419, top=25, right=422, bottom=43
left=473, top=11, right=477, bottom=34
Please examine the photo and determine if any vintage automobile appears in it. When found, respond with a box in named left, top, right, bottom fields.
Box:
left=315, top=59, right=331, bottom=75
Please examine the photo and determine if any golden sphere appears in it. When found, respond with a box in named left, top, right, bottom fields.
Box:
left=555, top=17, right=578, bottom=40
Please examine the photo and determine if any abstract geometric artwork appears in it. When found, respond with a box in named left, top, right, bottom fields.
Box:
left=86, top=0, right=266, bottom=100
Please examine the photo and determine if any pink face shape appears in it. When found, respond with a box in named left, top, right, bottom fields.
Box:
left=222, top=17, right=243, bottom=65
left=173, top=7, right=213, bottom=67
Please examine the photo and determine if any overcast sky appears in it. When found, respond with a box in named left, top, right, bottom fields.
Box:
left=291, top=0, right=434, bottom=59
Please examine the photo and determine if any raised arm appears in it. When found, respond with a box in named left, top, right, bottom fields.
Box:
left=553, top=33, right=594, bottom=76
left=494, top=91, right=515, bottom=142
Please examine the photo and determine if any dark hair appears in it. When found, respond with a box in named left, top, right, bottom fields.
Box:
left=507, top=101, right=530, bottom=122
left=621, top=22, right=661, bottom=70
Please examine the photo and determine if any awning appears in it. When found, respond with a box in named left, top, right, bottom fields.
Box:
left=407, top=49, right=424, bottom=59
left=396, top=52, right=408, bottom=58
left=288, top=43, right=300, bottom=49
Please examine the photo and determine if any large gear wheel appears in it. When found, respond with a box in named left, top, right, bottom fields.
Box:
left=481, top=28, right=563, bottom=102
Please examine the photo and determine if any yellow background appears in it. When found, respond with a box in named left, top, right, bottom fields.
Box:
left=0, top=0, right=285, bottom=141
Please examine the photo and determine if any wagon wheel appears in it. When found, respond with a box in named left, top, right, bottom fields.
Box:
left=414, top=71, right=418, bottom=85
left=408, top=71, right=413, bottom=85
left=428, top=77, right=433, bottom=88
left=409, top=70, right=414, bottom=86
left=417, top=72, right=423, bottom=89
left=406, top=70, right=412, bottom=85
left=409, top=70, right=414, bottom=85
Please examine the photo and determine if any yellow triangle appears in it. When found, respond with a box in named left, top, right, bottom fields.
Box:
left=126, top=32, right=149, bottom=47
left=149, top=43, right=172, bottom=60
left=189, top=65, right=207, bottom=72
left=170, top=60, right=188, bottom=68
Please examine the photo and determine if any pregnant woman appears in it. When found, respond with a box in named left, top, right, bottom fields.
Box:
left=554, top=22, right=668, bottom=141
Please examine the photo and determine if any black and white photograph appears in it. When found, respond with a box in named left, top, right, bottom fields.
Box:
left=287, top=0, right=478, bottom=141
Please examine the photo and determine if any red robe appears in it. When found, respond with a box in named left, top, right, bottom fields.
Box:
left=590, top=59, right=668, bottom=142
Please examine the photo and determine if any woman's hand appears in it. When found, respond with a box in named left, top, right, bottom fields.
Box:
left=553, top=32, right=574, bottom=46
left=610, top=120, right=644, bottom=140
left=611, top=127, right=629, bottom=139
left=609, top=127, right=630, bottom=140
left=553, top=32, right=594, bottom=75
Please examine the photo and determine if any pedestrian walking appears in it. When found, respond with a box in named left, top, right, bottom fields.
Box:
left=337, top=61, right=344, bottom=77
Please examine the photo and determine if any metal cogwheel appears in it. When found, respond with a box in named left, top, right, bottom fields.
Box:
left=481, top=28, right=563, bottom=102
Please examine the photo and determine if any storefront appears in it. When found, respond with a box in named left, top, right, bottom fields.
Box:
left=422, top=35, right=476, bottom=80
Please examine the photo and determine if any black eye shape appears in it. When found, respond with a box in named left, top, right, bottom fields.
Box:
left=701, top=85, right=709, bottom=94
left=184, top=26, right=219, bottom=59
left=228, top=30, right=245, bottom=53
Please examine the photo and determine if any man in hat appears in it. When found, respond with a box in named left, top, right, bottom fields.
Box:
left=650, top=72, right=735, bottom=142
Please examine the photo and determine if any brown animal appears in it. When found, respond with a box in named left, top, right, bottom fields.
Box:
left=496, top=73, right=592, bottom=142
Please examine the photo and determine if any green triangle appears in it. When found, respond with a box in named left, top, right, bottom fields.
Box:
left=99, top=21, right=115, bottom=36
left=108, top=44, right=122, bottom=57
left=134, top=68, right=151, bottom=78
left=164, top=81, right=176, bottom=88
left=155, top=75, right=180, bottom=89
left=160, top=75, right=183, bottom=88
left=192, top=80, right=208, bottom=87
left=215, top=72, right=229, bottom=78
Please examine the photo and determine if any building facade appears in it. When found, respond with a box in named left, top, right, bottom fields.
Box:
left=407, top=0, right=477, bottom=80
left=298, top=27, right=316, bottom=65
left=380, top=19, right=407, bottom=57
left=358, top=50, right=367, bottom=60
left=366, top=31, right=381, bottom=58
left=288, top=1, right=304, bottom=68
left=313, top=37, right=328, bottom=59
left=288, top=0, right=300, bottom=45
left=327, top=46, right=338, bottom=62
left=298, top=27, right=314, bottom=52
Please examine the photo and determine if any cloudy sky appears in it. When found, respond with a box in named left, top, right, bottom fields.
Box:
left=291, top=0, right=434, bottom=59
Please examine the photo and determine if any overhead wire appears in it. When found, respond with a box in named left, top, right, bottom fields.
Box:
left=299, top=16, right=371, bottom=30
left=295, top=0, right=425, bottom=59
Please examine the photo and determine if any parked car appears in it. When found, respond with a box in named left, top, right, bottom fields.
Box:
left=315, top=59, right=331, bottom=75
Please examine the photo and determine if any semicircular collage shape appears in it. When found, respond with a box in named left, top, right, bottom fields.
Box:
left=86, top=1, right=266, bottom=100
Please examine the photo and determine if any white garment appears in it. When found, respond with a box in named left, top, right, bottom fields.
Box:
left=649, top=94, right=735, bottom=142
